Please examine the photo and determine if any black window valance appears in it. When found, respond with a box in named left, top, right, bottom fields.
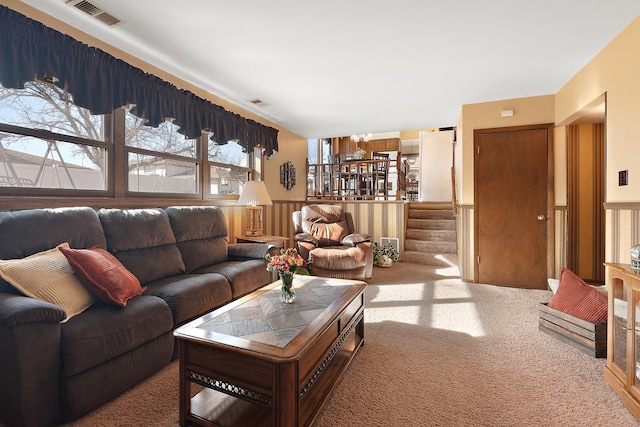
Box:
left=0, top=5, right=279, bottom=156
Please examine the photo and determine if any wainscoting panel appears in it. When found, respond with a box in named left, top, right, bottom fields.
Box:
left=458, top=205, right=474, bottom=282
left=263, top=201, right=306, bottom=245
left=606, top=203, right=640, bottom=263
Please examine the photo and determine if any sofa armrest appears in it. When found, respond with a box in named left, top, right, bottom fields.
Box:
left=228, top=243, right=269, bottom=261
left=0, top=293, right=64, bottom=427
left=294, top=233, right=319, bottom=247
left=0, top=293, right=66, bottom=327
left=342, top=233, right=372, bottom=246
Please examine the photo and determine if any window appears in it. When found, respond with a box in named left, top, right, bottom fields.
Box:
left=0, top=81, right=258, bottom=198
left=208, top=139, right=251, bottom=196
left=307, top=138, right=332, bottom=165
left=0, top=81, right=109, bottom=192
left=307, top=139, right=318, bottom=165
left=125, top=111, right=199, bottom=195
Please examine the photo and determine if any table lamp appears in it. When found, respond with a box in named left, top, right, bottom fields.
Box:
left=237, top=180, right=272, bottom=236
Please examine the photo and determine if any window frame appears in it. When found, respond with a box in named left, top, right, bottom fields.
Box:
left=0, top=122, right=114, bottom=197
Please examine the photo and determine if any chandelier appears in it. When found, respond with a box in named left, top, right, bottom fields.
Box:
left=350, top=133, right=372, bottom=143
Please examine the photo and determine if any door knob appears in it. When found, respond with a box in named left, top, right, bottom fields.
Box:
left=537, top=215, right=546, bottom=221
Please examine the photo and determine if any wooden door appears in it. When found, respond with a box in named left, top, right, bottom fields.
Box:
left=474, top=124, right=553, bottom=289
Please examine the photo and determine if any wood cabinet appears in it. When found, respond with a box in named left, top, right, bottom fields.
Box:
left=604, top=263, right=640, bottom=422
left=336, top=137, right=400, bottom=159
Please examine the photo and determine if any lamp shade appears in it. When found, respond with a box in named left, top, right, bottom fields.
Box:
left=237, top=180, right=273, bottom=206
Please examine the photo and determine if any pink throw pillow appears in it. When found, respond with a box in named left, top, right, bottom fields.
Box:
left=548, top=268, right=607, bottom=323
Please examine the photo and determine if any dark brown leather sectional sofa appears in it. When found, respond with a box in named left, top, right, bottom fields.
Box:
left=0, top=205, right=272, bottom=427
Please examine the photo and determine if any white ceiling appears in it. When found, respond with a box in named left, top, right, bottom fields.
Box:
left=20, top=0, right=640, bottom=139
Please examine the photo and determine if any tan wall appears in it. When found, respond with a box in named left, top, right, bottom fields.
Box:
left=399, top=129, right=436, bottom=140
left=556, top=15, right=640, bottom=204
left=263, top=136, right=308, bottom=202
left=458, top=95, right=555, bottom=205
left=554, top=126, right=567, bottom=206
left=556, top=15, right=640, bottom=262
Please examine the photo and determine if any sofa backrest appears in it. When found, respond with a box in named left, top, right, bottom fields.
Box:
left=98, top=208, right=185, bottom=284
left=0, top=207, right=107, bottom=260
left=165, top=206, right=229, bottom=273
left=0, top=206, right=107, bottom=293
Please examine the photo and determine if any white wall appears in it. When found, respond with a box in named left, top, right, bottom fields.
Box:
left=419, top=130, right=454, bottom=201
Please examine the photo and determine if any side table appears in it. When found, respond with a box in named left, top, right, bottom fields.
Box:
left=236, top=235, right=289, bottom=248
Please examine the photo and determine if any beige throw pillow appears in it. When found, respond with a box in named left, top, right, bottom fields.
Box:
left=0, top=243, right=95, bottom=322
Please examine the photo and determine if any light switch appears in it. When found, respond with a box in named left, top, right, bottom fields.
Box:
left=619, top=170, right=628, bottom=186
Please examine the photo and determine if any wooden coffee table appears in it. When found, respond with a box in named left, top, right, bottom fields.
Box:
left=174, top=275, right=366, bottom=427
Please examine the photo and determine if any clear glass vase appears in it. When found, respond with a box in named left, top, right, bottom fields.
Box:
left=279, top=272, right=296, bottom=303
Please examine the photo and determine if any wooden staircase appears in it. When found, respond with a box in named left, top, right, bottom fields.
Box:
left=403, top=202, right=458, bottom=267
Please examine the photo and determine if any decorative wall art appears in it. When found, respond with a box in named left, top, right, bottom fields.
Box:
left=280, top=161, right=296, bottom=190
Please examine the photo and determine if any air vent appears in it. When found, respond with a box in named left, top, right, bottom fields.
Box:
left=248, top=98, right=264, bottom=105
left=380, top=237, right=399, bottom=252
left=66, top=0, right=123, bottom=27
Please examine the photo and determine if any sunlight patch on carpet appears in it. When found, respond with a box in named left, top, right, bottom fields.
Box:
left=434, top=266, right=461, bottom=277
left=366, top=283, right=425, bottom=325
left=429, top=302, right=486, bottom=337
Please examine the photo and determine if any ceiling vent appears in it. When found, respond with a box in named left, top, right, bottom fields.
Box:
left=248, top=98, right=265, bottom=106
left=66, top=0, right=123, bottom=27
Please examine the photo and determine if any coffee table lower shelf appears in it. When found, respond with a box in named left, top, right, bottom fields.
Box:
left=188, top=388, right=271, bottom=427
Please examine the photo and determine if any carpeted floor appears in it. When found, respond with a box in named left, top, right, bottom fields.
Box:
left=62, top=263, right=639, bottom=426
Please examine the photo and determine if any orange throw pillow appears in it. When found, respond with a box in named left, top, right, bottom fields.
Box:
left=59, top=246, right=146, bottom=306
left=548, top=268, right=607, bottom=323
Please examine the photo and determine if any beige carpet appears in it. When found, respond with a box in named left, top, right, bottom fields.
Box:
left=62, top=263, right=639, bottom=426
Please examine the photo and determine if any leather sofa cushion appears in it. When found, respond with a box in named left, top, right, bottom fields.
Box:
left=165, top=206, right=229, bottom=272
left=194, top=259, right=272, bottom=299
left=60, top=295, right=172, bottom=377
left=143, top=273, right=232, bottom=326
left=98, top=208, right=186, bottom=284
left=310, top=246, right=368, bottom=271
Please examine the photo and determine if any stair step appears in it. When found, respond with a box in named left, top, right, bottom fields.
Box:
left=405, top=239, right=457, bottom=254
left=408, top=209, right=455, bottom=220
left=407, top=218, right=456, bottom=230
left=406, top=229, right=456, bottom=242
left=408, top=202, right=452, bottom=210
left=403, top=251, right=459, bottom=267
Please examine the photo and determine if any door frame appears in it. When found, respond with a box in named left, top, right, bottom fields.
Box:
left=473, top=123, right=555, bottom=285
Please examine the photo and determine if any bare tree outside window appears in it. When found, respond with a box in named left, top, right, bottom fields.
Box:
left=0, top=81, right=107, bottom=172
left=0, top=80, right=251, bottom=194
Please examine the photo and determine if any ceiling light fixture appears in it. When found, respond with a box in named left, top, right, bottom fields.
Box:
left=350, top=134, right=372, bottom=143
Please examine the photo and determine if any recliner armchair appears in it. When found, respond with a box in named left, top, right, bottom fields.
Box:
left=293, top=205, right=373, bottom=280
